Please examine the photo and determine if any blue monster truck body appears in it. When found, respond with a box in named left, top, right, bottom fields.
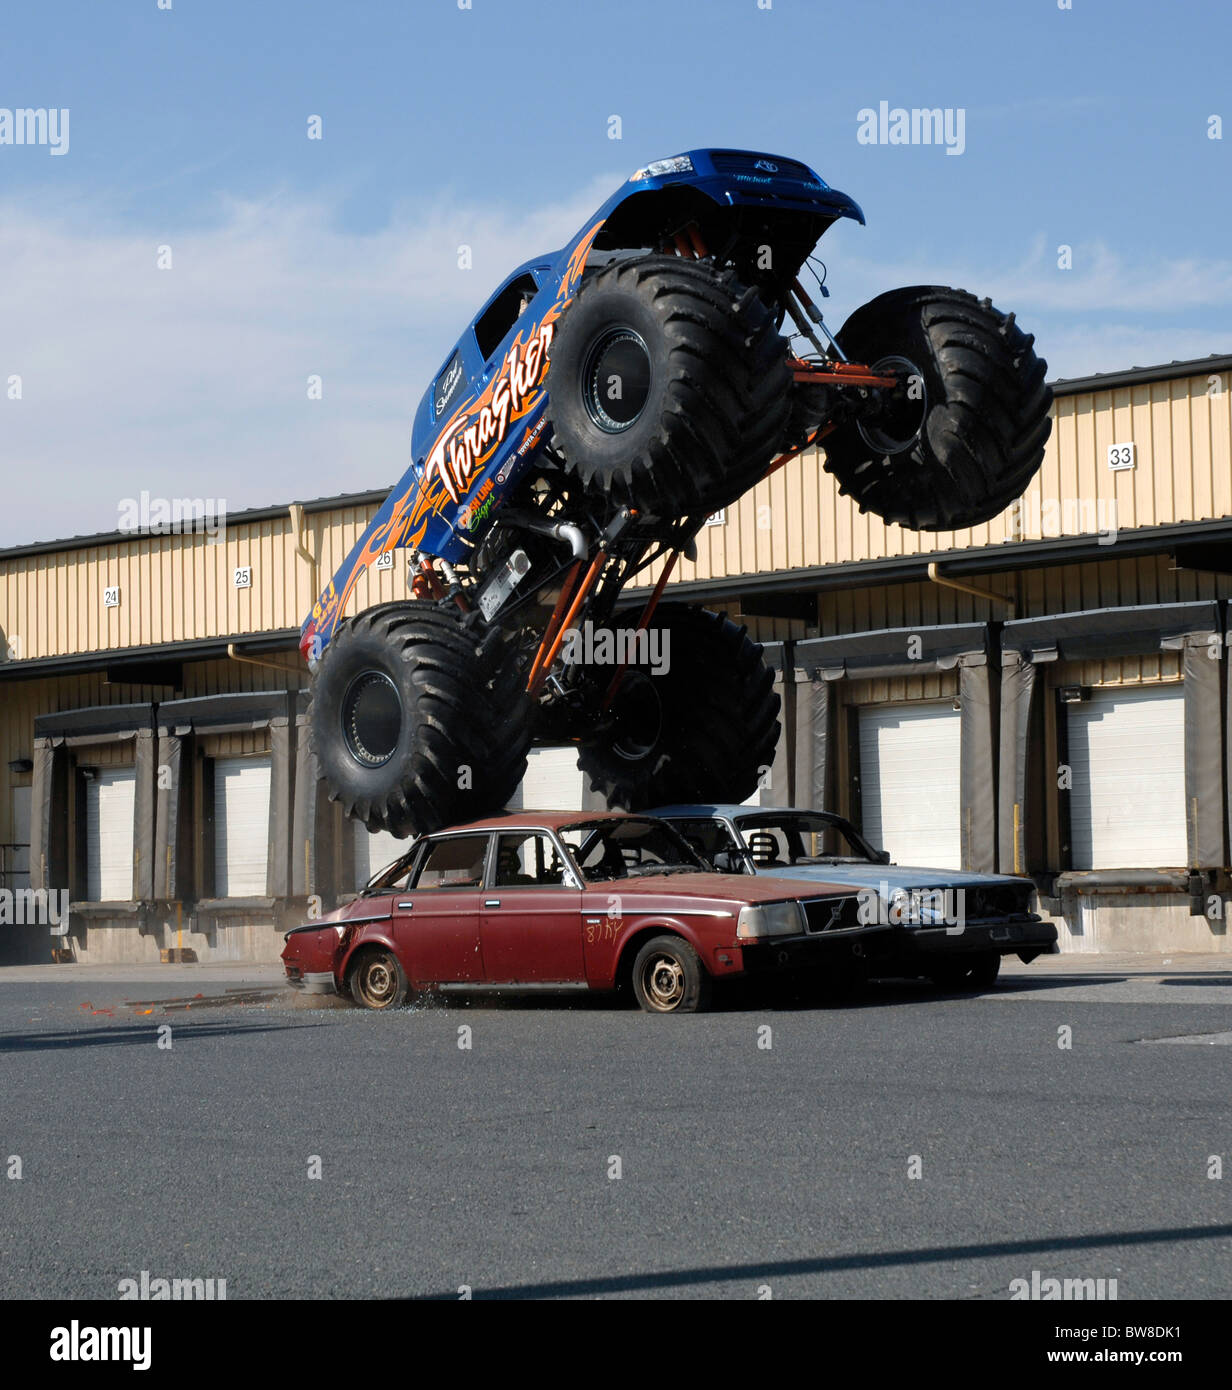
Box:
left=301, top=146, right=1051, bottom=838
left=300, top=149, right=863, bottom=665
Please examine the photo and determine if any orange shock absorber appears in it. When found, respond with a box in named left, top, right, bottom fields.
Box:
left=526, top=552, right=607, bottom=698
left=602, top=550, right=679, bottom=710
left=525, top=561, right=581, bottom=692
left=411, top=557, right=445, bottom=600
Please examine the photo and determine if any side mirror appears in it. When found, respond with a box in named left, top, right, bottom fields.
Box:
left=712, top=851, right=741, bottom=874
left=875, top=849, right=891, bottom=865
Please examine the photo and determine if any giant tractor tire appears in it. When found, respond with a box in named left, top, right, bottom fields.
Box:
left=307, top=602, right=531, bottom=837
left=820, top=286, right=1052, bottom=531
left=577, top=603, right=780, bottom=809
left=545, top=255, right=791, bottom=518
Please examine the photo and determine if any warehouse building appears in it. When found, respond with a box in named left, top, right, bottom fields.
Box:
left=1, top=353, right=1229, bottom=964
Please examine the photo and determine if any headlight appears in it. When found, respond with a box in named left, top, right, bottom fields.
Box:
left=630, top=154, right=694, bottom=182
left=736, top=901, right=805, bottom=939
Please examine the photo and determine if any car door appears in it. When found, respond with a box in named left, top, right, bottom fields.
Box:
left=392, top=833, right=489, bottom=984
left=480, top=831, right=585, bottom=983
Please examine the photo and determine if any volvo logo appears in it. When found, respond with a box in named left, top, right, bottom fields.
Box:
left=753, top=159, right=778, bottom=173
left=812, top=900, right=844, bottom=931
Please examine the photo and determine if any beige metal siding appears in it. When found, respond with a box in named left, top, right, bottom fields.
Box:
left=638, top=369, right=1232, bottom=589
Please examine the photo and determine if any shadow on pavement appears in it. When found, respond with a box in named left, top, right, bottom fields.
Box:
left=411, top=1221, right=1232, bottom=1299
left=0, top=1019, right=326, bottom=1052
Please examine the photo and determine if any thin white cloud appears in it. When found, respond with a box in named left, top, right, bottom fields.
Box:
left=0, top=175, right=617, bottom=547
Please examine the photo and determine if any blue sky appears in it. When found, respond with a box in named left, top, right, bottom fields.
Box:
left=1, top=0, right=1228, bottom=545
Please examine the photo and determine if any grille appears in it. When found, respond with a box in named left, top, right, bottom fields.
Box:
left=963, top=885, right=1031, bottom=919
left=802, top=897, right=861, bottom=934
left=710, top=151, right=815, bottom=181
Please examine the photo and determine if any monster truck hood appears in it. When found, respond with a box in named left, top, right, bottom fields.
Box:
left=614, top=148, right=865, bottom=224
left=406, top=150, right=863, bottom=463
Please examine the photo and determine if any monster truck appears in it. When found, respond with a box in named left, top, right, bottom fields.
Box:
left=301, top=148, right=1052, bottom=837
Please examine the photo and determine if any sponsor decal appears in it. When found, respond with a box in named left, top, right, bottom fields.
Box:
left=425, top=322, right=554, bottom=505
left=434, top=352, right=465, bottom=417
left=458, top=477, right=496, bottom=533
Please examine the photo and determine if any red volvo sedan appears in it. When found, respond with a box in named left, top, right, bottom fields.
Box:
left=281, top=812, right=889, bottom=1013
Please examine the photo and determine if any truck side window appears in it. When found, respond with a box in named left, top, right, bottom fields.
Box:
left=474, top=274, right=538, bottom=361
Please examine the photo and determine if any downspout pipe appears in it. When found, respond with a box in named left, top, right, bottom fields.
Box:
left=927, top=562, right=1016, bottom=616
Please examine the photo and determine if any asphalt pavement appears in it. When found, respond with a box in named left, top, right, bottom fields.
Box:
left=1, top=953, right=1229, bottom=1299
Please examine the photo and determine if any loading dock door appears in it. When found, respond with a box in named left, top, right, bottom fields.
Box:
left=213, top=756, right=271, bottom=897
left=1067, top=685, right=1187, bottom=869
left=510, top=747, right=584, bottom=811
left=858, top=703, right=962, bottom=868
left=85, top=769, right=136, bottom=901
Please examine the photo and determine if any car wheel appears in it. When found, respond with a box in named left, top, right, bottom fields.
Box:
left=349, top=948, right=409, bottom=1010
left=630, top=934, right=712, bottom=1014
left=928, top=951, right=1001, bottom=993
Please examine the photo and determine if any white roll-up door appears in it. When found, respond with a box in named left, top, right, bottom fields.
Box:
left=858, top=703, right=962, bottom=868
left=510, top=746, right=584, bottom=811
left=354, top=823, right=412, bottom=887
left=1067, top=685, right=1187, bottom=869
left=86, top=769, right=136, bottom=901
left=213, top=756, right=271, bottom=897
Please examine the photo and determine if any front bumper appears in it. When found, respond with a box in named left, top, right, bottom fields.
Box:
left=888, top=916, right=1058, bottom=964
left=285, top=967, right=338, bottom=995
left=739, top=927, right=896, bottom=975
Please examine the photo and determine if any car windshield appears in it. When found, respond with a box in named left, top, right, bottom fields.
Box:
left=559, top=818, right=705, bottom=883
left=735, top=813, right=880, bottom=868
left=363, top=847, right=420, bottom=894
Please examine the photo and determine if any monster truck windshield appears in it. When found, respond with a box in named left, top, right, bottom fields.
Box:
left=560, top=818, right=706, bottom=883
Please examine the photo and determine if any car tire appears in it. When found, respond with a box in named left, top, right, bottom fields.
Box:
left=577, top=603, right=780, bottom=809
left=348, top=948, right=409, bottom=1011
left=928, top=951, right=1001, bottom=993
left=821, top=286, right=1052, bottom=531
left=630, top=934, right=712, bottom=1014
left=545, top=254, right=790, bottom=516
left=308, top=601, right=531, bottom=837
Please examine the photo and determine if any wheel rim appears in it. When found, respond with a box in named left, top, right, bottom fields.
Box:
left=582, top=327, right=652, bottom=433
left=856, top=354, right=928, bottom=456
left=642, top=952, right=685, bottom=1011
left=358, top=955, right=399, bottom=1008
left=341, top=671, right=402, bottom=768
left=609, top=670, right=662, bottom=763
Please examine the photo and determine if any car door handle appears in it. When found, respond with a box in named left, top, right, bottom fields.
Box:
left=485, top=899, right=501, bottom=908
left=396, top=901, right=413, bottom=910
